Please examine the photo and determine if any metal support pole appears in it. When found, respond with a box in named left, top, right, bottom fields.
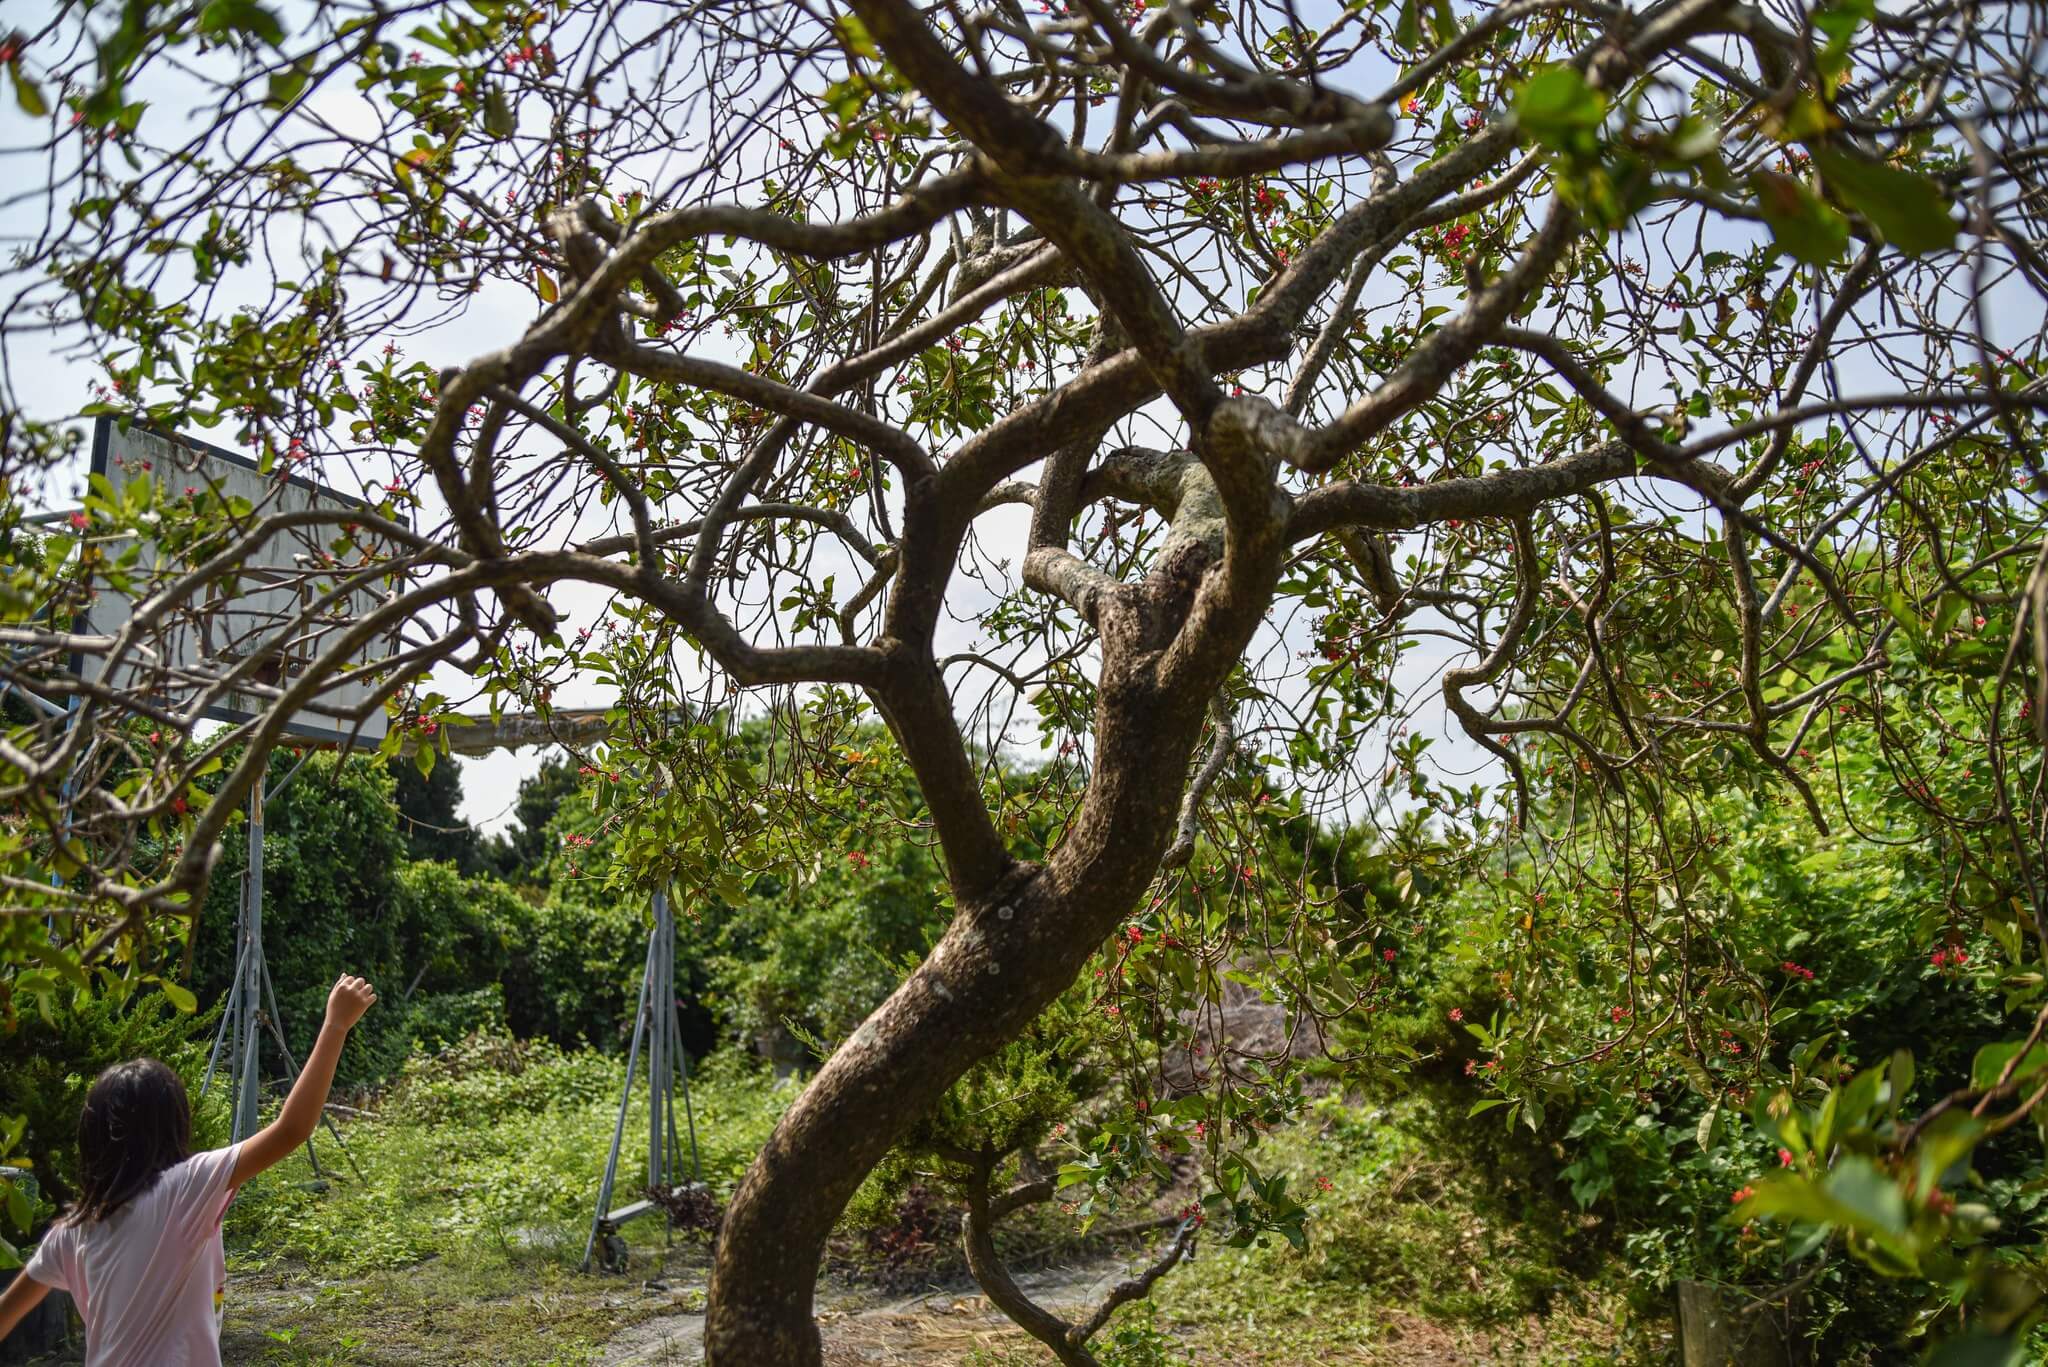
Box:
left=200, top=931, right=251, bottom=1098
left=581, top=921, right=655, bottom=1272
left=233, top=785, right=265, bottom=1142
left=648, top=891, right=667, bottom=1197
left=579, top=889, right=706, bottom=1271
left=674, top=902, right=701, bottom=1185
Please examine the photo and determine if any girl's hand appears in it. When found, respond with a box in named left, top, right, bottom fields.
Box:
left=325, top=974, right=377, bottom=1031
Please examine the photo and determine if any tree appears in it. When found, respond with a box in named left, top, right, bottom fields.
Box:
left=1, top=0, right=2045, bottom=1358
left=387, top=752, right=486, bottom=873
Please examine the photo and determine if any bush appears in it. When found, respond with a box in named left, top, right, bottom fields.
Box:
left=380, top=1032, right=620, bottom=1127
left=0, top=983, right=223, bottom=1220
left=1357, top=775, right=2031, bottom=1357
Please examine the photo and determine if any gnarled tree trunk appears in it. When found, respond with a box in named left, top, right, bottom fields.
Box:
left=705, top=523, right=1285, bottom=1360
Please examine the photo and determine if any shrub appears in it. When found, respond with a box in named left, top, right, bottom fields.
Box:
left=0, top=982, right=223, bottom=1220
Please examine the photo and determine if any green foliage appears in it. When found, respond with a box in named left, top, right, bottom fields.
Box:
left=1152, top=1094, right=1622, bottom=1360
left=187, top=750, right=632, bottom=1075
left=387, top=754, right=487, bottom=874
left=1091, top=1302, right=1197, bottom=1367
left=1356, top=713, right=2046, bottom=1355
left=0, top=982, right=223, bottom=1216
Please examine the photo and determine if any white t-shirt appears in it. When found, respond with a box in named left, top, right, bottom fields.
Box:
left=24, top=1144, right=242, bottom=1367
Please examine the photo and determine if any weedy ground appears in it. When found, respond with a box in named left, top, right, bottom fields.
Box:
left=18, top=1044, right=1636, bottom=1366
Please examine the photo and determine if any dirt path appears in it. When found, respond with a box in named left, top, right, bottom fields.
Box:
left=598, top=1256, right=1129, bottom=1365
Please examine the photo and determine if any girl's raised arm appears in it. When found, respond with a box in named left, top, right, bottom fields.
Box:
left=230, top=975, right=376, bottom=1189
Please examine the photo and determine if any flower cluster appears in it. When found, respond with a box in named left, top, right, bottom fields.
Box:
left=1780, top=960, right=1816, bottom=981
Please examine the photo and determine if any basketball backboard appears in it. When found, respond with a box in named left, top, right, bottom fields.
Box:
left=73, top=417, right=395, bottom=747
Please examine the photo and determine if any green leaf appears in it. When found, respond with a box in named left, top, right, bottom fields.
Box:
left=3, top=1180, right=29, bottom=1235
left=196, top=0, right=286, bottom=47
left=1823, top=1156, right=1908, bottom=1236
left=1888, top=1050, right=1914, bottom=1111
left=1393, top=0, right=1422, bottom=49
left=483, top=88, right=515, bottom=139
left=1813, top=149, right=1957, bottom=255
left=1739, top=1174, right=1845, bottom=1226
left=1427, top=0, right=1458, bottom=44
left=157, top=979, right=197, bottom=1013
left=1751, top=171, right=1849, bottom=265
left=265, top=64, right=310, bottom=110
left=1970, top=1039, right=2048, bottom=1092
left=1696, top=1100, right=1721, bottom=1150
left=10, top=68, right=48, bottom=119
left=1515, top=67, right=1606, bottom=145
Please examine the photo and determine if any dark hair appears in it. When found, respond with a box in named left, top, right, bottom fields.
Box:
left=72, top=1058, right=192, bottom=1222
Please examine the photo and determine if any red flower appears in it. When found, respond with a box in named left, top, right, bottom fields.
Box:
left=1731, top=1186, right=1754, bottom=1204
left=1778, top=1148, right=1794, bottom=1167
left=67, top=511, right=88, bottom=531
left=1382, top=947, right=1396, bottom=963
left=1448, top=1008, right=1463, bottom=1022
left=1315, top=1175, right=1333, bottom=1192
left=848, top=850, right=871, bottom=869
left=1126, top=925, right=1143, bottom=943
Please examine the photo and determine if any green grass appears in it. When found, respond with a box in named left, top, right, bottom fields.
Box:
left=226, top=1034, right=786, bottom=1276
left=174, top=1039, right=1632, bottom=1365
left=187, top=1034, right=786, bottom=1365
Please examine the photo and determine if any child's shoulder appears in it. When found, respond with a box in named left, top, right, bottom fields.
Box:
left=171, top=1143, right=243, bottom=1197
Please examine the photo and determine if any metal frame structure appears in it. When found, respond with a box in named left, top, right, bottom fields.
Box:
left=199, top=777, right=360, bottom=1179
left=582, top=888, right=702, bottom=1273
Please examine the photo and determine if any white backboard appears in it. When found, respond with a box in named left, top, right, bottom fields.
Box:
left=75, top=418, right=394, bottom=747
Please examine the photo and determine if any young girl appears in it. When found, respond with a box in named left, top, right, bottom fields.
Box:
left=0, top=974, right=376, bottom=1365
